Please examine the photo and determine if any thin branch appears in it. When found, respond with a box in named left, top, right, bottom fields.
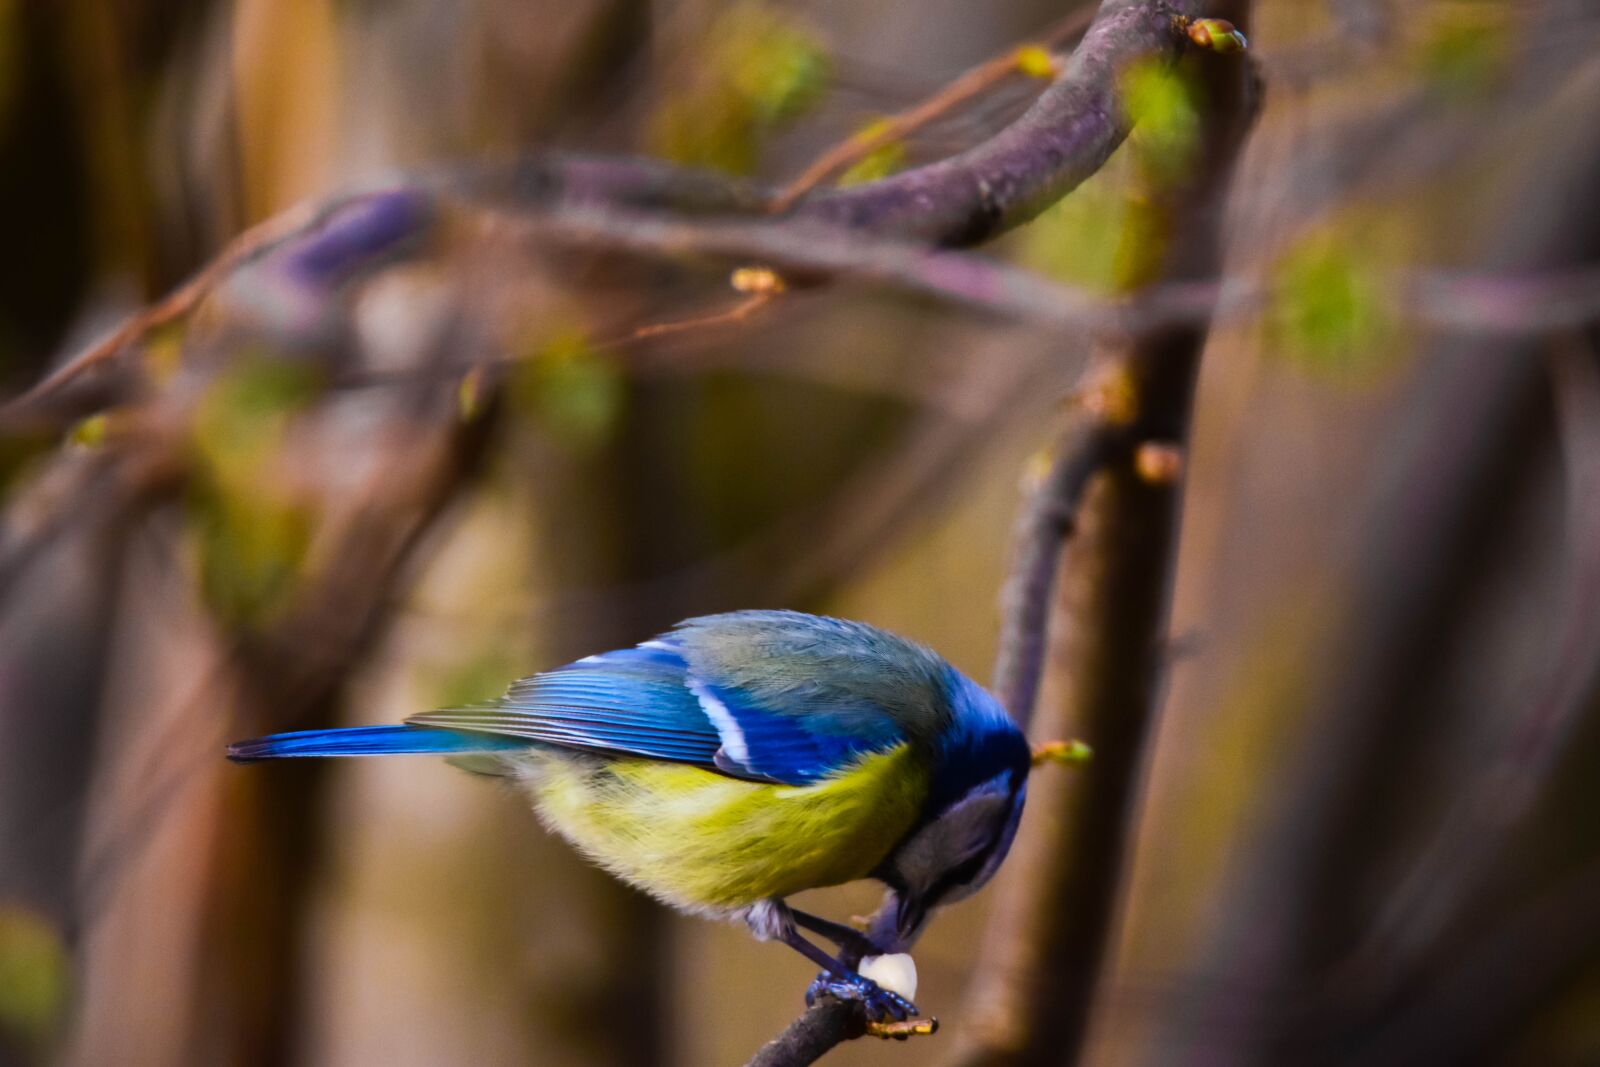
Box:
left=991, top=398, right=1129, bottom=728
left=799, top=0, right=1205, bottom=243
left=768, top=6, right=1097, bottom=212
left=504, top=203, right=1230, bottom=334
left=4, top=1, right=1205, bottom=425
left=1410, top=265, right=1600, bottom=335
left=5, top=201, right=321, bottom=423
left=618, top=292, right=775, bottom=344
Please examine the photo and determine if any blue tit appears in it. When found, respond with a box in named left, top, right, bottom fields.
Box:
left=228, top=610, right=1030, bottom=1021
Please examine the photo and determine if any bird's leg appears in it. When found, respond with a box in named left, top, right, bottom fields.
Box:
left=748, top=898, right=917, bottom=1021
left=783, top=928, right=916, bottom=1023
left=789, top=908, right=883, bottom=968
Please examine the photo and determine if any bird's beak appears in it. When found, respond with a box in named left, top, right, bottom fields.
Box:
left=895, top=895, right=926, bottom=944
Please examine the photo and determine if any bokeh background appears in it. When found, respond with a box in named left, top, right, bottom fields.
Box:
left=1, top=1, right=1598, bottom=1065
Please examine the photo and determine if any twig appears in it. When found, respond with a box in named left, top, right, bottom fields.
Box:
left=768, top=7, right=1097, bottom=212
left=5, top=201, right=319, bottom=421
left=507, top=203, right=1230, bottom=336
left=992, top=396, right=1129, bottom=728
left=620, top=292, right=775, bottom=343
left=1410, top=265, right=1600, bottom=334
left=800, top=0, right=1205, bottom=243
left=5, top=1, right=1206, bottom=427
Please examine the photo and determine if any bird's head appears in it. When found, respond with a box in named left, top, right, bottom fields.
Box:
left=875, top=669, right=1030, bottom=947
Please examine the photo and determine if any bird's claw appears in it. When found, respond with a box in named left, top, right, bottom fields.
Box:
left=804, top=971, right=918, bottom=1022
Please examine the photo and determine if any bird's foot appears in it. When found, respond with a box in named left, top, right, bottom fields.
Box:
left=804, top=971, right=918, bottom=1022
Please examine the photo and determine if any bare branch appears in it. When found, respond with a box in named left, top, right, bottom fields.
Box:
left=743, top=1000, right=865, bottom=1067
left=947, top=14, right=1256, bottom=1063
left=798, top=0, right=1206, bottom=243
left=4, top=0, right=1208, bottom=424
left=992, top=397, right=1128, bottom=727
left=768, top=6, right=1097, bottom=211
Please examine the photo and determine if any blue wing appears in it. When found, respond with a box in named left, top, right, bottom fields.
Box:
left=405, top=633, right=909, bottom=785
left=226, top=724, right=532, bottom=763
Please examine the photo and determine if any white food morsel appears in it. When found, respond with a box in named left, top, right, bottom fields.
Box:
left=858, top=953, right=918, bottom=1002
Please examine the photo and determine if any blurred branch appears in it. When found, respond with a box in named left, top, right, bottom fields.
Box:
left=991, top=390, right=1129, bottom=729
left=1356, top=856, right=1600, bottom=1067
left=768, top=6, right=1097, bottom=211
left=794, top=0, right=1208, bottom=243
left=500, top=204, right=1230, bottom=335
left=1411, top=266, right=1600, bottom=335
left=59, top=292, right=508, bottom=1063
left=948, top=18, right=1256, bottom=1065
left=5, top=0, right=1210, bottom=428
left=948, top=333, right=1202, bottom=1067
left=5, top=203, right=321, bottom=428
left=1328, top=332, right=1600, bottom=1052
left=1138, top=27, right=1600, bottom=1061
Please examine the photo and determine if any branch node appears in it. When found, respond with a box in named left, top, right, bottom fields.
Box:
left=1032, top=739, right=1094, bottom=767
left=731, top=265, right=787, bottom=295
left=1134, top=440, right=1185, bottom=484
left=1012, top=45, right=1060, bottom=80
left=1171, top=15, right=1250, bottom=54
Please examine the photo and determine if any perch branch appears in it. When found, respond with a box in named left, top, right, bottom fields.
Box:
left=744, top=1000, right=866, bottom=1067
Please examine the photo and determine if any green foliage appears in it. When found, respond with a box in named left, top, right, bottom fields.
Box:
left=430, top=647, right=521, bottom=708
left=1013, top=63, right=1201, bottom=293
left=836, top=127, right=906, bottom=186
left=187, top=358, right=320, bottom=627
left=511, top=328, right=622, bottom=449
left=67, top=414, right=109, bottom=450
left=1418, top=4, right=1513, bottom=97
left=649, top=2, right=829, bottom=174
left=0, top=905, right=69, bottom=1059
left=1012, top=45, right=1057, bottom=80
left=1122, top=60, right=1201, bottom=185
left=1015, top=162, right=1139, bottom=293
left=1270, top=233, right=1392, bottom=377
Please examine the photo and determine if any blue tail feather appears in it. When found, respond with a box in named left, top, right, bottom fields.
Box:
left=226, top=725, right=531, bottom=763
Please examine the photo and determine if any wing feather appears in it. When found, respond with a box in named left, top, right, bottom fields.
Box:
left=407, top=623, right=916, bottom=785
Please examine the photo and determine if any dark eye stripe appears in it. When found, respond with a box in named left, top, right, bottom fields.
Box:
left=925, top=852, right=991, bottom=907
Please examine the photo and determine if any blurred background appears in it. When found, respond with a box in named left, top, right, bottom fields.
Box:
left=1, top=1, right=1598, bottom=1065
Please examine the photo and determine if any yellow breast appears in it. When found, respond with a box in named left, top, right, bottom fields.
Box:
left=517, top=745, right=928, bottom=912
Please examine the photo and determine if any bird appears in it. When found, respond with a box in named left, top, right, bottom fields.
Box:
left=228, top=609, right=1031, bottom=1021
